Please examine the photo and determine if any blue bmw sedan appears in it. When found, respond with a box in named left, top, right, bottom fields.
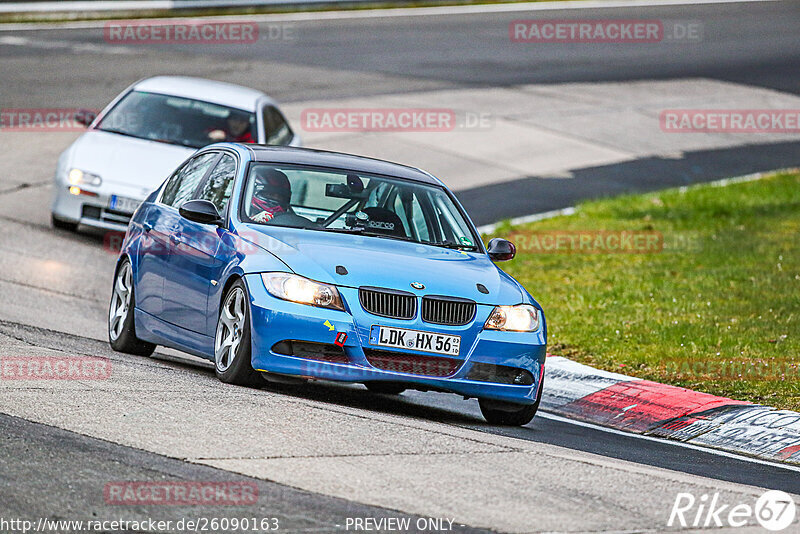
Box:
left=108, top=144, right=547, bottom=425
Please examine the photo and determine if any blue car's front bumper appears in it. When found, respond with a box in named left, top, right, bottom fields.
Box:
left=244, top=274, right=546, bottom=405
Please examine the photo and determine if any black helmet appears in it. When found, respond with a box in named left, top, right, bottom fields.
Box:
left=253, top=168, right=291, bottom=205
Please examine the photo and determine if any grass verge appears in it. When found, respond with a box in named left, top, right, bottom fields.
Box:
left=490, top=170, right=800, bottom=410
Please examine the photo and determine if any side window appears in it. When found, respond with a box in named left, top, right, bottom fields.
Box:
left=161, top=152, right=218, bottom=207
left=196, top=154, right=236, bottom=214
left=262, top=105, right=294, bottom=145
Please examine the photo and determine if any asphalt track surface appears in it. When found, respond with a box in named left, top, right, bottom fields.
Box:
left=1, top=1, right=800, bottom=532
left=1, top=413, right=489, bottom=534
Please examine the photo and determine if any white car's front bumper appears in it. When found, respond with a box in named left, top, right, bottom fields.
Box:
left=51, top=183, right=143, bottom=232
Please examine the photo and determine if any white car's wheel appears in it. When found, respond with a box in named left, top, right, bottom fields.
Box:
left=51, top=213, right=78, bottom=232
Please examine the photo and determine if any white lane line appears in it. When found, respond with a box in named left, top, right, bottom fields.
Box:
left=538, top=411, right=800, bottom=474
left=477, top=207, right=576, bottom=234
left=0, top=0, right=783, bottom=32
left=679, top=167, right=797, bottom=192
left=0, top=34, right=135, bottom=53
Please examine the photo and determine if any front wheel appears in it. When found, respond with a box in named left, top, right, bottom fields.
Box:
left=479, top=376, right=544, bottom=426
left=108, top=259, right=156, bottom=356
left=214, top=280, right=263, bottom=387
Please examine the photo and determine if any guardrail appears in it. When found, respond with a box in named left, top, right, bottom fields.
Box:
left=0, top=0, right=388, bottom=14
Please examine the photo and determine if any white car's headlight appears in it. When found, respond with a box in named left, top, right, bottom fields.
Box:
left=68, top=168, right=102, bottom=187
left=484, top=304, right=540, bottom=332
left=261, top=273, right=344, bottom=311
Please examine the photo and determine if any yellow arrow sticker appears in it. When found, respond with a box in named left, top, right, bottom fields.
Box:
left=323, top=320, right=334, bottom=331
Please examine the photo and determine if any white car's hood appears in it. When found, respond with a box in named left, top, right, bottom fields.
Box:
left=69, top=130, right=196, bottom=197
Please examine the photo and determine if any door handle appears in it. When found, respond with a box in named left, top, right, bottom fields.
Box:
left=169, top=234, right=181, bottom=245
left=143, top=222, right=153, bottom=233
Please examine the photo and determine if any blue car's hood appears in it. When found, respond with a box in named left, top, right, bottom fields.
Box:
left=239, top=224, right=526, bottom=305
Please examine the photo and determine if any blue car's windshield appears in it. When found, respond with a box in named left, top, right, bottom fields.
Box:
left=241, top=164, right=480, bottom=251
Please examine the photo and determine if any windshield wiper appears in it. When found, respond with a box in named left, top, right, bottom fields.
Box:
left=319, top=227, right=415, bottom=242
left=98, top=128, right=142, bottom=140
left=98, top=128, right=197, bottom=148
left=428, top=240, right=479, bottom=251
left=324, top=229, right=475, bottom=249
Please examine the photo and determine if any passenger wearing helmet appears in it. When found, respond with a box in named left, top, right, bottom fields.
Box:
left=250, top=168, right=292, bottom=223
left=207, top=110, right=255, bottom=144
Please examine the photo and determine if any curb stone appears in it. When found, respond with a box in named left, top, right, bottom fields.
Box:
left=542, top=355, right=800, bottom=465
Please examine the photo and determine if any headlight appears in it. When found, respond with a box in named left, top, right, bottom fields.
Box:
left=68, top=168, right=102, bottom=187
left=261, top=273, right=344, bottom=311
left=484, top=304, right=540, bottom=332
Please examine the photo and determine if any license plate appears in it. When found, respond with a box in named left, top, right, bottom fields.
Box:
left=109, top=195, right=140, bottom=214
left=369, top=325, right=460, bottom=356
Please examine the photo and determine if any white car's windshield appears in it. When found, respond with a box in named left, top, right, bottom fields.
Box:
left=241, top=164, right=480, bottom=251
left=96, top=90, right=257, bottom=149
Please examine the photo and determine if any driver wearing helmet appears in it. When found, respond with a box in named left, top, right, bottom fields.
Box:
left=207, top=110, right=255, bottom=144
left=250, top=168, right=292, bottom=223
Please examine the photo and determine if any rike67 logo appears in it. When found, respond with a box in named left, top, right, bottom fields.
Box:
left=669, top=490, right=796, bottom=531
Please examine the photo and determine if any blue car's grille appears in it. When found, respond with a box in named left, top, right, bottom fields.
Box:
left=359, top=287, right=416, bottom=320
left=421, top=296, right=476, bottom=326
left=364, top=349, right=461, bottom=377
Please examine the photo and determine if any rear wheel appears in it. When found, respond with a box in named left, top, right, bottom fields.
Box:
left=108, top=259, right=156, bottom=356
left=51, top=213, right=78, bottom=232
left=365, top=382, right=406, bottom=395
left=479, top=376, right=544, bottom=426
left=214, top=281, right=263, bottom=387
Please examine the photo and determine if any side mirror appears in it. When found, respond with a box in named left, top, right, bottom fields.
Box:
left=487, top=238, right=516, bottom=262
left=74, top=109, right=97, bottom=127
left=179, top=199, right=224, bottom=226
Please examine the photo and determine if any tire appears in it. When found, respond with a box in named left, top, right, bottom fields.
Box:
left=51, top=213, right=78, bottom=232
left=108, top=259, right=156, bottom=356
left=365, top=382, right=406, bottom=395
left=479, top=376, right=544, bottom=426
left=214, top=280, right=263, bottom=387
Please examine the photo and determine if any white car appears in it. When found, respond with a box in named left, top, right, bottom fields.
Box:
left=51, top=76, right=300, bottom=232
